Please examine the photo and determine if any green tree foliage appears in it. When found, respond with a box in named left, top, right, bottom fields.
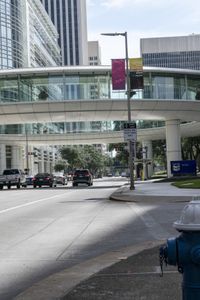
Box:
left=54, top=160, right=68, bottom=172
left=182, top=136, right=200, bottom=170
left=60, top=147, right=82, bottom=170
left=152, top=140, right=166, bottom=168
left=60, top=146, right=110, bottom=175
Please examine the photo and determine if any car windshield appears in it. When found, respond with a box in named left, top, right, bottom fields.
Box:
left=3, top=169, right=20, bottom=175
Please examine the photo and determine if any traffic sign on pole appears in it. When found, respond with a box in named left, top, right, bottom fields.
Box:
left=123, top=122, right=137, bottom=142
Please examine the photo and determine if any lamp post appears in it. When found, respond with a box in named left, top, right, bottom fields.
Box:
left=25, top=124, right=29, bottom=175
left=101, top=32, right=135, bottom=190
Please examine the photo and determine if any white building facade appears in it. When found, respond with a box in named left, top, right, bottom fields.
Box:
left=40, top=0, right=88, bottom=66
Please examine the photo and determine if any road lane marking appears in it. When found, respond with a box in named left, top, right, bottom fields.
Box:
left=0, top=192, right=70, bottom=215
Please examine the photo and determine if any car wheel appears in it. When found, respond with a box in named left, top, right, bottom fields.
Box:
left=7, top=185, right=11, bottom=189
left=0, top=185, right=3, bottom=190
left=49, top=184, right=53, bottom=188
left=33, top=185, right=36, bottom=188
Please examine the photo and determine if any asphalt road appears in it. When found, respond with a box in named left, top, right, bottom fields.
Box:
left=0, top=178, right=185, bottom=299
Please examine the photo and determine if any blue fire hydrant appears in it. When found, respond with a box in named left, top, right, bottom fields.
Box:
left=159, top=200, right=200, bottom=300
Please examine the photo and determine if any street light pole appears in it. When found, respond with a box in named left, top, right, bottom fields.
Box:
left=101, top=32, right=135, bottom=190
left=25, top=124, right=29, bottom=175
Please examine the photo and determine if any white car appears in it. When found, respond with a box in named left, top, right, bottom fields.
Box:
left=53, top=173, right=67, bottom=185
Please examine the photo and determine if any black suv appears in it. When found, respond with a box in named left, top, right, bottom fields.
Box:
left=72, top=169, right=93, bottom=187
left=33, top=173, right=57, bottom=188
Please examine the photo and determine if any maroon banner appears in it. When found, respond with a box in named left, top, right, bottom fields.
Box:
left=112, top=59, right=125, bottom=90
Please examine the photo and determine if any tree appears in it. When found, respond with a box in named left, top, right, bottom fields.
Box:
left=60, top=147, right=83, bottom=170
left=60, top=145, right=110, bottom=175
left=152, top=140, right=166, bottom=168
left=54, top=160, right=68, bottom=172
left=182, top=136, right=200, bottom=170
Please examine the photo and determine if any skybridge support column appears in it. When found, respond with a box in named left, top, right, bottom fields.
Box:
left=142, top=140, right=153, bottom=179
left=166, top=119, right=182, bottom=177
left=12, top=146, right=22, bottom=169
left=0, top=145, right=6, bottom=173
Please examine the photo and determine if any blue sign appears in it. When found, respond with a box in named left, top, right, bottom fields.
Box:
left=171, top=160, right=196, bottom=176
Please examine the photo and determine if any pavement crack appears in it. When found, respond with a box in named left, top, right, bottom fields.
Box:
left=56, top=202, right=108, bottom=261
left=9, top=218, right=60, bottom=249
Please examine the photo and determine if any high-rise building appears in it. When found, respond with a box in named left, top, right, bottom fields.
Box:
left=88, top=41, right=101, bottom=66
left=0, top=0, right=61, bottom=69
left=40, top=0, right=88, bottom=66
left=0, top=0, right=61, bottom=174
left=140, top=34, right=200, bottom=70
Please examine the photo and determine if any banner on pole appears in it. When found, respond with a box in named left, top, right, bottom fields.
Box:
left=129, top=58, right=143, bottom=72
left=112, top=59, right=125, bottom=90
left=129, top=57, right=143, bottom=90
left=130, top=72, right=144, bottom=89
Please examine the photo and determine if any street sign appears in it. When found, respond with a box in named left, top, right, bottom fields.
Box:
left=123, top=122, right=137, bottom=141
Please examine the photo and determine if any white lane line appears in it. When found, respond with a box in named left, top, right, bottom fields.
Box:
left=0, top=192, right=69, bottom=215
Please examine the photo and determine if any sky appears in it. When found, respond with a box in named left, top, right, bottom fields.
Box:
left=87, top=0, right=200, bottom=65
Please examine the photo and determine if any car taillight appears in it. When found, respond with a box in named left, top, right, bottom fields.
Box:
left=32, top=177, right=36, bottom=181
left=45, top=177, right=50, bottom=180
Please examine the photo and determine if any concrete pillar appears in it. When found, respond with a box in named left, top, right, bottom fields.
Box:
left=12, top=145, right=22, bottom=169
left=38, top=150, right=44, bottom=173
left=165, top=119, right=182, bottom=177
left=0, top=144, right=6, bottom=173
left=142, top=140, right=153, bottom=179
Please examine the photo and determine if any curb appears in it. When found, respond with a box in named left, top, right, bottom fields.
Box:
left=109, top=186, right=193, bottom=203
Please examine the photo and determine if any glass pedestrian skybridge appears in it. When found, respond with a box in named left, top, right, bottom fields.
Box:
left=0, top=66, right=200, bottom=103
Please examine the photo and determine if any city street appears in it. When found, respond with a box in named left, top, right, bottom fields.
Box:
left=0, top=178, right=184, bottom=299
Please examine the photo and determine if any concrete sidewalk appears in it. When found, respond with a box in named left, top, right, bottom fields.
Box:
left=15, top=180, right=196, bottom=300
left=62, top=181, right=197, bottom=300
left=64, top=244, right=181, bottom=300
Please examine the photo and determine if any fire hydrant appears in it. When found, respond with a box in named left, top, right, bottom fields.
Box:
left=159, top=200, right=200, bottom=300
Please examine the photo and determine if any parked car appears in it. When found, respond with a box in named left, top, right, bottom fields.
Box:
left=25, top=175, right=34, bottom=186
left=53, top=173, right=67, bottom=185
left=32, top=173, right=57, bottom=188
left=72, top=169, right=93, bottom=187
left=0, top=169, right=27, bottom=189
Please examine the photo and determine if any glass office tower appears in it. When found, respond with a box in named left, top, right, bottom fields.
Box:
left=0, top=0, right=61, bottom=173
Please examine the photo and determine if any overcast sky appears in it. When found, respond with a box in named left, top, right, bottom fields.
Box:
left=87, top=0, right=200, bottom=65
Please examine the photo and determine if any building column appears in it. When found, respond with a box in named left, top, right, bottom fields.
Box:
left=0, top=144, right=6, bottom=173
left=12, top=145, right=22, bottom=169
left=165, top=119, right=182, bottom=177
left=142, top=140, right=153, bottom=179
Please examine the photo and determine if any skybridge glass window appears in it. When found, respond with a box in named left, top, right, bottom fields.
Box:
left=151, top=73, right=186, bottom=100
left=30, top=75, right=64, bottom=102
left=187, top=75, right=200, bottom=100
left=0, top=77, right=18, bottom=102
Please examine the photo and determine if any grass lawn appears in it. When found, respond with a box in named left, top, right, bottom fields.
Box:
left=172, top=179, right=200, bottom=188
